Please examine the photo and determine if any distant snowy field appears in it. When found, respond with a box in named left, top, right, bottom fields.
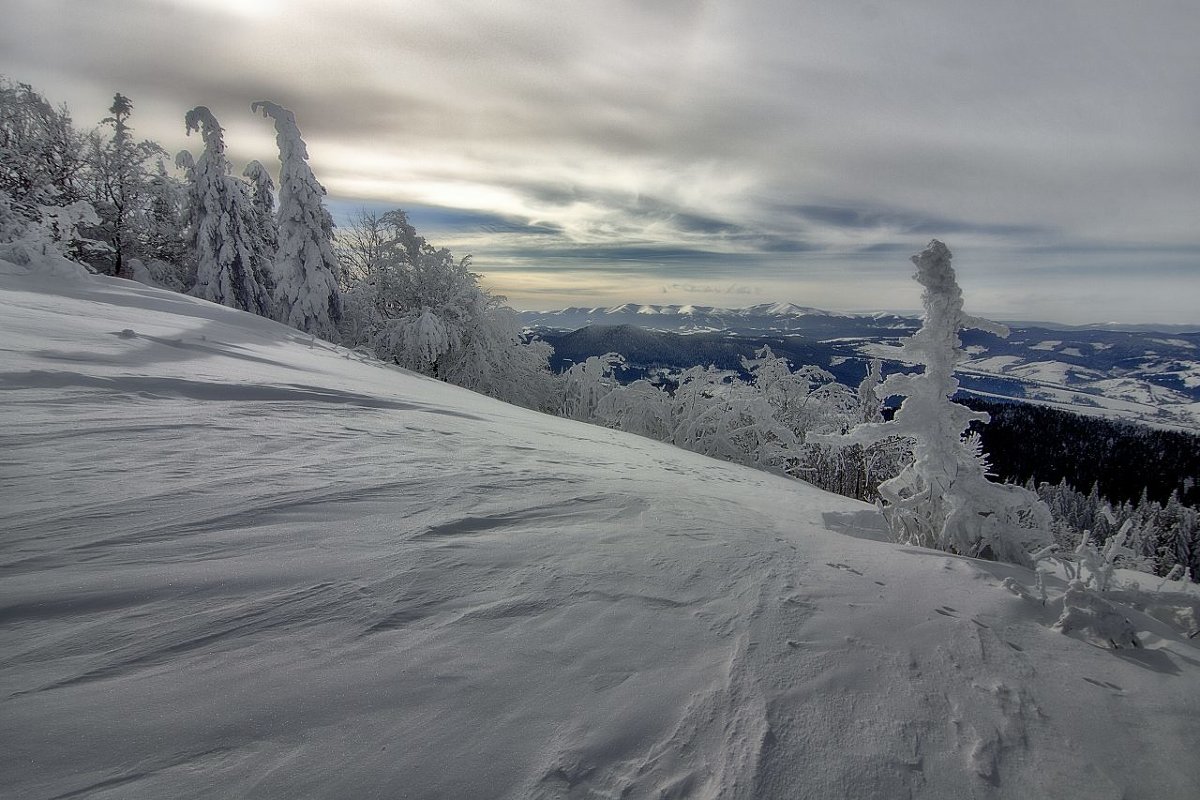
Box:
left=3, top=261, right=1200, bottom=799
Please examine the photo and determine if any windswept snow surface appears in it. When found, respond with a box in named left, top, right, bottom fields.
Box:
left=3, top=267, right=1200, bottom=800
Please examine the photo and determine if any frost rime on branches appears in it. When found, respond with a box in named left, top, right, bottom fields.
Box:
left=821, top=240, right=1051, bottom=565
left=337, top=209, right=558, bottom=411
left=252, top=100, right=341, bottom=339
left=180, top=107, right=274, bottom=316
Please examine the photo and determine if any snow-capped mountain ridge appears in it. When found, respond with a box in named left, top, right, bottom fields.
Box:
left=522, top=301, right=857, bottom=332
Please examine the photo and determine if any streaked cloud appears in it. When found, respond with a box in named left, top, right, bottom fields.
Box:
left=2, top=0, right=1197, bottom=322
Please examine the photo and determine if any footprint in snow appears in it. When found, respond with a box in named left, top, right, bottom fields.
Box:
left=826, top=562, right=864, bottom=576
left=1082, top=677, right=1123, bottom=692
left=935, top=606, right=959, bottom=618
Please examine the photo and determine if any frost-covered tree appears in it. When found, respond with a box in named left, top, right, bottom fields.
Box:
left=573, top=358, right=802, bottom=473
left=0, top=186, right=99, bottom=268
left=559, top=345, right=897, bottom=489
left=127, top=157, right=190, bottom=290
left=0, top=78, right=103, bottom=262
left=668, top=365, right=798, bottom=470
left=242, top=159, right=278, bottom=255
left=0, top=77, right=85, bottom=213
left=816, top=240, right=1051, bottom=565
left=746, top=349, right=855, bottom=441
left=84, top=93, right=167, bottom=277
left=595, top=378, right=675, bottom=441
left=179, top=106, right=274, bottom=315
left=562, top=353, right=626, bottom=421
left=338, top=208, right=559, bottom=410
left=439, top=299, right=559, bottom=411
left=252, top=101, right=341, bottom=338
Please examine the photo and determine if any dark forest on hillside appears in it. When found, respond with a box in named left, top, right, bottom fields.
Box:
left=961, top=397, right=1200, bottom=507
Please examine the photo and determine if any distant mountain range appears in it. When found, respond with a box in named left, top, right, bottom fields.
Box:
left=520, top=304, right=1200, bottom=431
left=520, top=303, right=915, bottom=337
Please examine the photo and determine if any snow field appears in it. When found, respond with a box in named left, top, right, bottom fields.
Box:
left=2, top=265, right=1200, bottom=799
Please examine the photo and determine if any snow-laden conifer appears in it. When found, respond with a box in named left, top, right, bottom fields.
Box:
left=179, top=107, right=273, bottom=315
left=251, top=101, right=340, bottom=339
left=242, top=159, right=278, bottom=255
left=816, top=240, right=1051, bottom=564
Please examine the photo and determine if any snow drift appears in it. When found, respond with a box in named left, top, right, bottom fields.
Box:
left=2, top=263, right=1199, bottom=799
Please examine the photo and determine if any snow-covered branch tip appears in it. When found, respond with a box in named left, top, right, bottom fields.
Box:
left=183, top=106, right=224, bottom=154
left=252, top=101, right=309, bottom=162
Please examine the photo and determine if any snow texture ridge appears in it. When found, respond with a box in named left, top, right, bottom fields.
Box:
left=2, top=265, right=1200, bottom=799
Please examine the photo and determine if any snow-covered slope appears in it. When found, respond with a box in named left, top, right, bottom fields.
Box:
left=3, top=265, right=1200, bottom=799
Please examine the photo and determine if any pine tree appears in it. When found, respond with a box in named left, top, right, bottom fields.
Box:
left=179, top=106, right=274, bottom=315
left=1155, top=492, right=1192, bottom=577
left=133, top=158, right=190, bottom=289
left=251, top=101, right=341, bottom=339
left=242, top=159, right=278, bottom=254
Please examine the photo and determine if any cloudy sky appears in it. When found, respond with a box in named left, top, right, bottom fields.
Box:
left=4, top=0, right=1198, bottom=322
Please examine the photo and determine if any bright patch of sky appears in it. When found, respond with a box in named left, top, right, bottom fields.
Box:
left=3, top=0, right=1198, bottom=323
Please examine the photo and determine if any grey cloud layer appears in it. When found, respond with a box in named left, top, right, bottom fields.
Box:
left=2, top=0, right=1197, bottom=321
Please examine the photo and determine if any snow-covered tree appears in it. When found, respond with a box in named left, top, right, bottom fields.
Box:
left=251, top=100, right=341, bottom=338
left=438, top=299, right=558, bottom=411
left=816, top=240, right=1051, bottom=565
left=0, top=77, right=85, bottom=214
left=0, top=77, right=102, bottom=262
left=856, top=359, right=885, bottom=424
left=179, top=106, right=274, bottom=315
left=594, top=378, right=674, bottom=441
left=557, top=345, right=898, bottom=491
left=561, top=353, right=626, bottom=421
left=242, top=159, right=278, bottom=256
left=128, top=157, right=190, bottom=290
left=84, top=93, right=167, bottom=277
left=0, top=186, right=99, bottom=268
left=338, top=208, right=559, bottom=410
left=746, top=348, right=856, bottom=441
left=668, top=365, right=798, bottom=470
